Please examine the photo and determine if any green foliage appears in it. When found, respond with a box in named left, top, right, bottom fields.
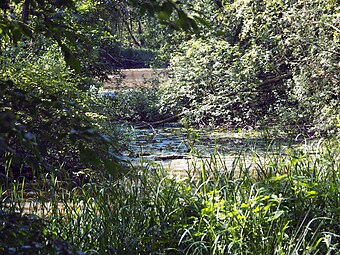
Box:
left=0, top=211, right=83, bottom=255
left=0, top=0, right=82, bottom=70
left=0, top=43, right=119, bottom=180
left=1, top=1, right=339, bottom=253
left=0, top=0, right=202, bottom=181
left=160, top=0, right=340, bottom=135
left=105, top=46, right=158, bottom=69
left=0, top=0, right=201, bottom=73
left=159, top=38, right=278, bottom=127
left=135, top=0, right=200, bottom=33
left=2, top=139, right=339, bottom=254
left=102, top=88, right=166, bottom=122
left=181, top=140, right=340, bottom=254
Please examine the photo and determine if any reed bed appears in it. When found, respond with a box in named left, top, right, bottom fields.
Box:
left=1, top=139, right=339, bottom=254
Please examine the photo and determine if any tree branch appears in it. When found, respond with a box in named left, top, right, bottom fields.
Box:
left=223, top=72, right=293, bottom=98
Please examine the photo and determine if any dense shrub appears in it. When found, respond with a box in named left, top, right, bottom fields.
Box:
left=104, top=46, right=158, bottom=69
left=159, top=38, right=286, bottom=127
left=0, top=43, right=119, bottom=180
left=160, top=0, right=340, bottom=135
left=0, top=211, right=82, bottom=255
left=102, top=87, right=167, bottom=123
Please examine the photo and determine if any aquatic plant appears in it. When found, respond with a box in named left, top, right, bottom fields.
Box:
left=1, top=139, right=338, bottom=254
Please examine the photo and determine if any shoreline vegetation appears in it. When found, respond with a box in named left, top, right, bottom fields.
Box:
left=1, top=0, right=339, bottom=254
left=1, top=134, right=339, bottom=254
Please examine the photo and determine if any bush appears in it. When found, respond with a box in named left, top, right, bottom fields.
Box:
left=159, top=0, right=340, bottom=135
left=104, top=46, right=158, bottom=69
left=0, top=42, right=119, bottom=182
left=0, top=211, right=83, bottom=255
left=159, top=38, right=284, bottom=127
left=103, top=87, right=167, bottom=123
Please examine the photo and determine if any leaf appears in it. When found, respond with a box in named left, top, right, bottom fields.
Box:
left=104, top=159, right=119, bottom=178
left=51, top=25, right=62, bottom=40
left=18, top=22, right=33, bottom=38
left=177, top=9, right=187, bottom=20
left=174, top=10, right=199, bottom=33
left=158, top=11, right=171, bottom=21
left=80, top=147, right=101, bottom=166
left=140, top=4, right=147, bottom=16
left=305, top=190, right=317, bottom=198
left=188, top=17, right=199, bottom=33
left=162, top=1, right=173, bottom=16
left=12, top=27, right=22, bottom=45
left=270, top=174, right=288, bottom=182
left=60, top=44, right=81, bottom=73
left=141, top=3, right=155, bottom=16
left=193, top=15, right=210, bottom=28
left=268, top=210, right=284, bottom=221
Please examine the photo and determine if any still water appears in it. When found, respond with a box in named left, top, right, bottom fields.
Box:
left=119, top=124, right=298, bottom=178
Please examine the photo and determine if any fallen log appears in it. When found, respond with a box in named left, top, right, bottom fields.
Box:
left=135, top=115, right=180, bottom=129
left=155, top=154, right=188, bottom=161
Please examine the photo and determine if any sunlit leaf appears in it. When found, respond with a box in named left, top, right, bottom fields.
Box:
left=158, top=11, right=171, bottom=21
left=305, top=190, right=317, bottom=198
left=268, top=210, right=285, bottom=221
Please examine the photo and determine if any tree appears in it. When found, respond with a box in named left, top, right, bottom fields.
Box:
left=0, top=0, right=201, bottom=180
left=160, top=0, right=339, bottom=135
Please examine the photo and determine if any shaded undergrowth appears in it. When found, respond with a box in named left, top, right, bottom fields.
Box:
left=0, top=139, right=339, bottom=254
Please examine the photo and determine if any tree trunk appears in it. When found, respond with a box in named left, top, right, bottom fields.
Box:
left=21, top=0, right=30, bottom=22
left=138, top=20, right=145, bottom=47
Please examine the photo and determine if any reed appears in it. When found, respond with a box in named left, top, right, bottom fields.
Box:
left=1, top=139, right=339, bottom=254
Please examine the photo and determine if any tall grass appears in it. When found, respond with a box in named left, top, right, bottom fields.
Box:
left=1, top=139, right=339, bottom=254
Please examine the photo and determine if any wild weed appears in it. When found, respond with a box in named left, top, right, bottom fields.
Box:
left=1, top=139, right=339, bottom=254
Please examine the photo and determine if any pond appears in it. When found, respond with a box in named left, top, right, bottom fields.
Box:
left=119, top=123, right=300, bottom=178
